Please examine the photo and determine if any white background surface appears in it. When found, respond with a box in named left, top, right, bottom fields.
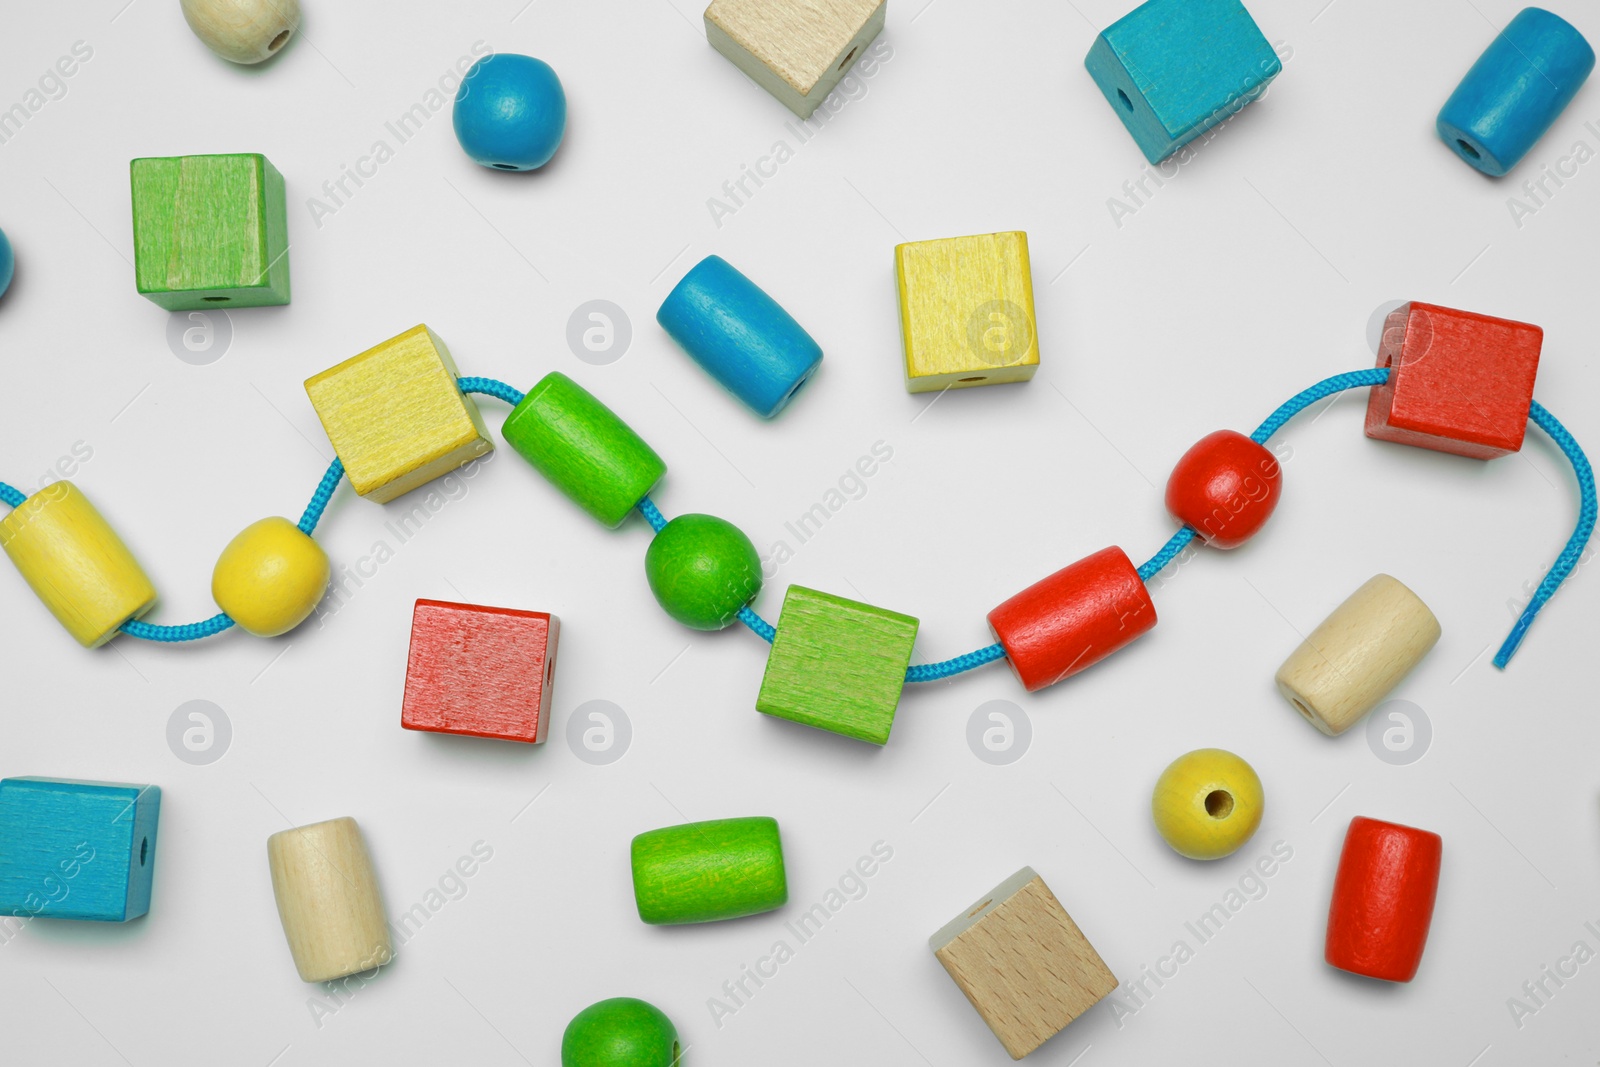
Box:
left=1, top=0, right=1597, bottom=1063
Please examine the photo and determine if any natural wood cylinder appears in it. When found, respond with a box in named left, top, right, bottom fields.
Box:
left=267, top=817, right=393, bottom=983
left=1276, top=574, right=1440, bottom=736
left=180, top=0, right=301, bottom=65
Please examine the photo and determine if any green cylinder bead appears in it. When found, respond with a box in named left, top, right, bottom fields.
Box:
left=644, top=514, right=762, bottom=630
left=561, top=997, right=680, bottom=1067
left=502, top=372, right=666, bottom=528
left=631, top=816, right=787, bottom=925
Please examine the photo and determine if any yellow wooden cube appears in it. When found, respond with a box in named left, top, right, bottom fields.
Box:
left=305, top=325, right=493, bottom=504
left=0, top=482, right=158, bottom=647
left=895, top=232, right=1040, bottom=394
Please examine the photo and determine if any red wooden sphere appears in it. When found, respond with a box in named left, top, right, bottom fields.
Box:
left=1164, top=429, right=1283, bottom=549
left=1325, top=816, right=1442, bottom=983
left=987, top=546, right=1157, bottom=692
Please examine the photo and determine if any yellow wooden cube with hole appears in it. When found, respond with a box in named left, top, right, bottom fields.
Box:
left=895, top=232, right=1040, bottom=394
left=305, top=325, right=493, bottom=504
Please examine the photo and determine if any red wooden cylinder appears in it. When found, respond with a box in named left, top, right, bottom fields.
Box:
left=1164, top=429, right=1282, bottom=549
left=987, top=546, right=1157, bottom=692
left=1325, top=816, right=1442, bottom=983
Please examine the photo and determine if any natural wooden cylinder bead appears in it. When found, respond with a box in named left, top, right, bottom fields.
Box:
left=1325, top=816, right=1442, bottom=983
left=1275, top=574, right=1440, bottom=737
left=0, top=481, right=157, bottom=648
left=630, top=816, right=787, bottom=925
left=266, top=817, right=393, bottom=983
left=181, top=0, right=301, bottom=65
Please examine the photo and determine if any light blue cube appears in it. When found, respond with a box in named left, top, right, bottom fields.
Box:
left=0, top=778, right=161, bottom=922
left=1085, top=0, right=1282, bottom=164
left=657, top=255, right=822, bottom=419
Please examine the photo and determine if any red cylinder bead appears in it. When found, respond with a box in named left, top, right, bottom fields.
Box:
left=1164, top=430, right=1283, bottom=549
left=1325, top=816, right=1442, bottom=983
left=986, top=546, right=1157, bottom=692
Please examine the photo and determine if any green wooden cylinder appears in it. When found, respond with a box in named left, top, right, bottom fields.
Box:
left=631, top=816, right=786, bottom=925
left=502, top=372, right=666, bottom=528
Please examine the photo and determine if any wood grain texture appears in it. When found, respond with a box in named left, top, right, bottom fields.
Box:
left=500, top=372, right=666, bottom=529
left=267, top=817, right=393, bottom=983
left=211, top=516, right=330, bottom=637
left=180, top=0, right=301, bottom=65
left=401, top=599, right=559, bottom=744
left=0, top=777, right=160, bottom=922
left=1325, top=817, right=1442, bottom=982
left=1363, top=302, right=1543, bottom=459
left=895, top=232, right=1038, bottom=393
left=1276, top=574, right=1441, bottom=737
left=305, top=324, right=493, bottom=504
left=754, top=584, right=918, bottom=745
left=630, top=816, right=787, bottom=925
left=0, top=481, right=157, bottom=648
left=705, top=0, right=885, bottom=118
left=931, top=867, right=1117, bottom=1060
left=130, top=153, right=290, bottom=309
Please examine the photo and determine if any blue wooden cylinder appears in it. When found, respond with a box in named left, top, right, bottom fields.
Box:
left=657, top=256, right=822, bottom=418
left=1437, top=7, right=1595, bottom=176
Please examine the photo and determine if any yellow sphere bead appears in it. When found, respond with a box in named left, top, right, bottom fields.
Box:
left=212, top=517, right=330, bottom=637
left=1151, top=748, right=1264, bottom=860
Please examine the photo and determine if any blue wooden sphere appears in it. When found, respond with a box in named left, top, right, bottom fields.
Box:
left=0, top=227, right=13, bottom=298
left=657, top=255, right=822, bottom=418
left=1438, top=7, right=1595, bottom=177
left=453, top=54, right=567, bottom=172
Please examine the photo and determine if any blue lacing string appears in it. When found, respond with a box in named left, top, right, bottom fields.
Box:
left=0, top=482, right=24, bottom=509
left=298, top=458, right=345, bottom=535
left=1494, top=400, right=1595, bottom=668
left=458, top=376, right=525, bottom=407
left=635, top=496, right=1002, bottom=682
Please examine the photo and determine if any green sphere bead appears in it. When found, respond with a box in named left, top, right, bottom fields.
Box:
left=561, top=997, right=680, bottom=1067
left=645, top=514, right=761, bottom=630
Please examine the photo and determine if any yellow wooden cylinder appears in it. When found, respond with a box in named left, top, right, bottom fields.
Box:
left=0, top=482, right=157, bottom=647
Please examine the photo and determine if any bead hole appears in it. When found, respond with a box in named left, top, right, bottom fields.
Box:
left=139, top=837, right=148, bottom=866
left=269, top=30, right=290, bottom=51
left=958, top=376, right=987, bottom=382
left=967, top=898, right=993, bottom=919
left=1456, top=139, right=1481, bottom=160
left=202, top=296, right=230, bottom=302
left=672, top=1041, right=681, bottom=1065
left=838, top=46, right=859, bottom=71
left=492, top=163, right=519, bottom=170
left=1204, top=790, right=1234, bottom=819
left=1290, top=697, right=1316, bottom=723
left=1118, top=89, right=1134, bottom=112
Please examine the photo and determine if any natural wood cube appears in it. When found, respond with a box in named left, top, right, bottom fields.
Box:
left=305, top=325, right=493, bottom=503
left=755, top=584, right=918, bottom=745
left=130, top=153, right=290, bottom=309
left=705, top=0, right=886, bottom=118
left=896, top=232, right=1039, bottom=394
left=931, top=867, right=1118, bottom=1060
left=402, top=599, right=559, bottom=744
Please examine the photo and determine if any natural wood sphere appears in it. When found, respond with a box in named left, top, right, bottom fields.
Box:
left=180, top=0, right=301, bottom=65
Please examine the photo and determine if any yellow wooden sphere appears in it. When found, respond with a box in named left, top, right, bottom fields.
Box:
left=212, top=517, right=329, bottom=637
left=1151, top=748, right=1263, bottom=860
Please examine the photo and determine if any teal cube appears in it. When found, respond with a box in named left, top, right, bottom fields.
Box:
left=0, top=778, right=161, bottom=922
left=130, top=153, right=291, bottom=310
left=1085, top=0, right=1281, bottom=164
left=755, top=586, right=919, bottom=745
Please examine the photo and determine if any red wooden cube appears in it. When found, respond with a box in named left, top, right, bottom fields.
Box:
left=1364, top=302, right=1543, bottom=460
left=401, top=599, right=559, bottom=743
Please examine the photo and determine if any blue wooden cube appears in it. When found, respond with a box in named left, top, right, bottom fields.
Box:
left=1437, top=7, right=1595, bottom=177
left=657, top=255, right=823, bottom=418
left=1085, top=0, right=1281, bottom=164
left=0, top=778, right=161, bottom=922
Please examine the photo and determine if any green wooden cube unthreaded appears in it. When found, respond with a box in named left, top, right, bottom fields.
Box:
left=501, top=372, right=666, bottom=528
left=130, top=153, right=291, bottom=310
left=631, top=816, right=787, bottom=925
left=755, top=585, right=919, bottom=745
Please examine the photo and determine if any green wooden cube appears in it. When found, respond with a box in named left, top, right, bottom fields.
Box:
left=501, top=372, right=666, bottom=528
left=755, top=585, right=919, bottom=745
left=130, top=153, right=290, bottom=310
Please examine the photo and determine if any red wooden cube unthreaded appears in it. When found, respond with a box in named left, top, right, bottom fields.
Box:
left=401, top=599, right=560, bottom=744
left=1325, top=816, right=1442, bottom=983
left=987, top=546, right=1157, bottom=692
left=1364, top=301, right=1543, bottom=460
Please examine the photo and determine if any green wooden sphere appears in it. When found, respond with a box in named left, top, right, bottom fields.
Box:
left=561, top=997, right=680, bottom=1067
left=644, top=514, right=761, bottom=630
